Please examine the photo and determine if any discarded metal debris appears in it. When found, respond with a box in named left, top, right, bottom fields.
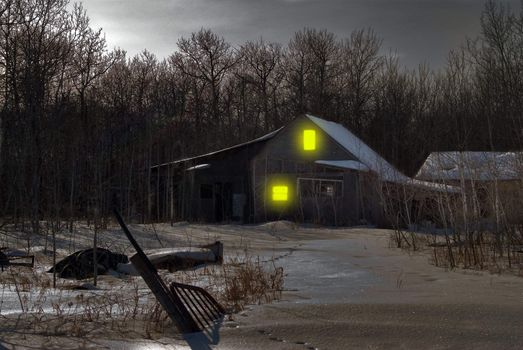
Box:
left=48, top=248, right=128, bottom=279
left=0, top=247, right=35, bottom=272
left=145, top=241, right=223, bottom=272
left=0, top=250, right=8, bottom=272
left=113, top=209, right=225, bottom=334
left=115, top=242, right=223, bottom=275
left=170, top=281, right=225, bottom=330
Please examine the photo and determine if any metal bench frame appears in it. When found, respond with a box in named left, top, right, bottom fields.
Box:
left=114, top=209, right=225, bottom=334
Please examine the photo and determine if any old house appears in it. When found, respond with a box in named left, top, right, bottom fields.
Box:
left=416, top=151, right=523, bottom=225
left=152, top=114, right=449, bottom=226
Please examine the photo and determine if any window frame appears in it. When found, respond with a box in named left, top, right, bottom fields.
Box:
left=297, top=177, right=343, bottom=198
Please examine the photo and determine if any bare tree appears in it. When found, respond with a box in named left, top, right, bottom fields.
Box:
left=176, top=29, right=238, bottom=142
left=239, top=39, right=283, bottom=132
left=338, top=29, right=382, bottom=130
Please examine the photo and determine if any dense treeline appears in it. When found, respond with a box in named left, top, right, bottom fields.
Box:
left=0, top=0, right=522, bottom=228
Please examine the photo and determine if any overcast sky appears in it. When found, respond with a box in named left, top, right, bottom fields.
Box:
left=77, top=0, right=520, bottom=69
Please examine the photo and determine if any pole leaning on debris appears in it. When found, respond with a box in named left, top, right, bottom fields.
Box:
left=113, top=209, right=200, bottom=333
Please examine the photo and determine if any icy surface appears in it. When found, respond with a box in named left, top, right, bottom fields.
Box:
left=276, top=239, right=381, bottom=303
left=2, top=223, right=523, bottom=349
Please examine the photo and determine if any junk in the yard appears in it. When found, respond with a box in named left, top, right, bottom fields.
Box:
left=0, top=247, right=35, bottom=272
left=116, top=241, right=224, bottom=275
left=48, top=248, right=128, bottom=279
left=114, top=209, right=225, bottom=334
left=0, top=250, right=8, bottom=272
left=145, top=241, right=223, bottom=272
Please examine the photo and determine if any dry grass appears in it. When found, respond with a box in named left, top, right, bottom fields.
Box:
left=0, top=252, right=285, bottom=338
left=162, top=253, right=285, bottom=312
left=220, top=256, right=284, bottom=311
left=390, top=225, right=523, bottom=276
left=0, top=268, right=170, bottom=337
left=1, top=220, right=285, bottom=340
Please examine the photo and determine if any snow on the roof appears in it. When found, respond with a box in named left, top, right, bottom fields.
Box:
left=315, top=160, right=370, bottom=172
left=186, top=163, right=210, bottom=171
left=409, top=179, right=460, bottom=193
left=306, top=114, right=457, bottom=192
left=306, top=114, right=408, bottom=182
left=416, top=152, right=523, bottom=181
left=152, top=127, right=283, bottom=168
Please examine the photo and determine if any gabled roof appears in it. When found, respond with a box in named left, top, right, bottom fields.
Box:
left=416, top=151, right=523, bottom=181
left=305, top=114, right=457, bottom=192
left=152, top=127, right=283, bottom=169
left=151, top=114, right=457, bottom=192
left=306, top=114, right=407, bottom=182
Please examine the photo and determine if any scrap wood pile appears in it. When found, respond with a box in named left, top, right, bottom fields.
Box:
left=0, top=247, right=34, bottom=271
left=46, top=241, right=224, bottom=280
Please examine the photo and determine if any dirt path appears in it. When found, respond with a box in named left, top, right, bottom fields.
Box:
left=216, top=230, right=523, bottom=349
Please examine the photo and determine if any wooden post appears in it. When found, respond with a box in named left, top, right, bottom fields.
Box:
left=93, top=207, right=99, bottom=287
left=53, top=228, right=57, bottom=288
left=93, top=225, right=98, bottom=287
left=264, top=155, right=268, bottom=221
left=157, top=162, right=161, bottom=222
left=170, top=166, right=175, bottom=225
left=252, top=159, right=256, bottom=222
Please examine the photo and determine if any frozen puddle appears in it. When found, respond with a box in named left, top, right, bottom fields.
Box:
left=273, top=239, right=381, bottom=304
left=319, top=271, right=365, bottom=279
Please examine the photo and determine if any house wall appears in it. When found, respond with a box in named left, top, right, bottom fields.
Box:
left=473, top=180, right=523, bottom=225
left=157, top=141, right=267, bottom=223
left=342, top=171, right=361, bottom=224
left=256, top=116, right=357, bottom=161
left=411, top=178, right=523, bottom=228
left=156, top=115, right=390, bottom=226
left=251, top=116, right=368, bottom=226
left=497, top=180, right=523, bottom=224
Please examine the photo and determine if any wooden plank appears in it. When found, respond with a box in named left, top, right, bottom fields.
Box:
left=130, top=255, right=200, bottom=333
left=113, top=209, right=200, bottom=333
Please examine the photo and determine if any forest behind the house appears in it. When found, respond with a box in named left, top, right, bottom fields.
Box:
left=1, top=0, right=521, bottom=229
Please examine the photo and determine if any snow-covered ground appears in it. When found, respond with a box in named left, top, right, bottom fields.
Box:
left=1, top=222, right=523, bottom=349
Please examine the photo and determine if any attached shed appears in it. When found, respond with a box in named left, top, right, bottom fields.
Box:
left=416, top=151, right=523, bottom=224
left=153, top=114, right=450, bottom=226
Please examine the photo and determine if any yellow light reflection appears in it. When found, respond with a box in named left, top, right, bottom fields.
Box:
left=303, top=129, right=316, bottom=150
left=272, top=186, right=288, bottom=201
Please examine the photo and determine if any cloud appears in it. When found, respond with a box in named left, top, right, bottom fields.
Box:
left=76, top=0, right=521, bottom=68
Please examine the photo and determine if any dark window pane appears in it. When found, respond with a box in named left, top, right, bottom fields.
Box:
left=298, top=178, right=343, bottom=198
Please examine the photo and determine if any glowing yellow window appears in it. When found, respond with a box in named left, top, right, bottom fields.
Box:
left=303, top=129, right=316, bottom=150
left=272, top=186, right=288, bottom=201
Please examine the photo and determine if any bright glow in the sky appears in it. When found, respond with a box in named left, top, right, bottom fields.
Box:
left=76, top=0, right=521, bottom=68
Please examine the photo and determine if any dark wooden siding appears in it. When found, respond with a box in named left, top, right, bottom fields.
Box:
left=250, top=115, right=365, bottom=226
left=256, top=116, right=356, bottom=161
left=155, top=115, right=385, bottom=226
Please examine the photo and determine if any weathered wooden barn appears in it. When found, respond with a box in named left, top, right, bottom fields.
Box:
left=152, top=114, right=448, bottom=226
